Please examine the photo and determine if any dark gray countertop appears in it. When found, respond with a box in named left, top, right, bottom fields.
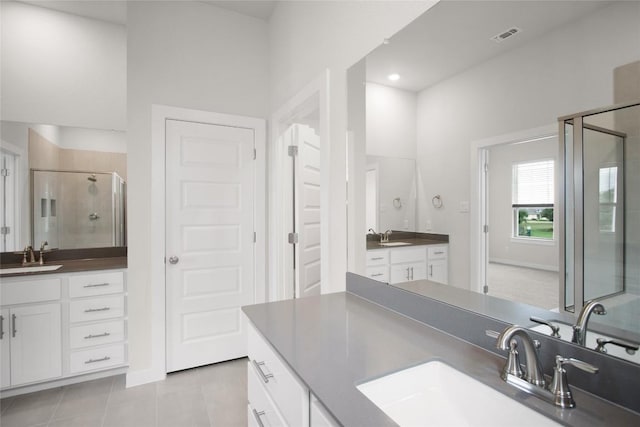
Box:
left=366, top=238, right=447, bottom=250
left=0, top=257, right=127, bottom=278
left=242, top=292, right=640, bottom=427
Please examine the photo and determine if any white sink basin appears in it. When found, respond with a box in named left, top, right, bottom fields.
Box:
left=0, top=265, right=63, bottom=275
left=379, top=242, right=411, bottom=247
left=357, top=360, right=559, bottom=427
left=531, top=322, right=639, bottom=364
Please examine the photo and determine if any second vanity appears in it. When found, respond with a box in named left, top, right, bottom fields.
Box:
left=243, top=275, right=640, bottom=426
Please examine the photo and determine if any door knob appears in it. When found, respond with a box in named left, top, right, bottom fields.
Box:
left=168, top=256, right=179, bottom=265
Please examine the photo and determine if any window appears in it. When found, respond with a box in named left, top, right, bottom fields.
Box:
left=599, top=166, right=617, bottom=232
left=512, top=160, right=554, bottom=240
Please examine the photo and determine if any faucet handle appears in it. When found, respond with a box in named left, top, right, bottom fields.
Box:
left=530, top=316, right=561, bottom=338
left=501, top=339, right=524, bottom=381
left=595, top=337, right=639, bottom=355
left=549, top=355, right=598, bottom=408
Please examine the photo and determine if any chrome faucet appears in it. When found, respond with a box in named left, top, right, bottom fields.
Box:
left=39, top=241, right=49, bottom=265
left=572, top=300, right=606, bottom=346
left=381, top=229, right=392, bottom=243
left=496, top=325, right=546, bottom=387
left=22, top=246, right=36, bottom=266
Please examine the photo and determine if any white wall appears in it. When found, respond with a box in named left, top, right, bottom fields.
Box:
left=416, top=1, right=640, bottom=289
left=270, top=0, right=437, bottom=291
left=126, top=1, right=269, bottom=376
left=488, top=138, right=559, bottom=271
left=366, top=83, right=417, bottom=159
left=0, top=1, right=126, bottom=130
left=59, top=127, right=126, bottom=153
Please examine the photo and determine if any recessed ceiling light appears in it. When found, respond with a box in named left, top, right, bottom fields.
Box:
left=388, top=73, right=400, bottom=81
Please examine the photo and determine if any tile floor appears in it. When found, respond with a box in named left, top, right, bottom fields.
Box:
left=0, top=358, right=247, bottom=427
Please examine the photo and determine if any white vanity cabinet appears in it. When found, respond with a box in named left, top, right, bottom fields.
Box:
left=366, top=244, right=448, bottom=285
left=427, top=245, right=448, bottom=284
left=310, top=395, right=340, bottom=427
left=0, top=269, right=127, bottom=395
left=66, top=271, right=127, bottom=375
left=248, top=322, right=309, bottom=427
left=0, top=278, right=62, bottom=388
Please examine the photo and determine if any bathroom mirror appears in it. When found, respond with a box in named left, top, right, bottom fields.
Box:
left=347, top=0, right=640, bottom=362
left=0, top=121, right=127, bottom=251
left=366, top=156, right=417, bottom=232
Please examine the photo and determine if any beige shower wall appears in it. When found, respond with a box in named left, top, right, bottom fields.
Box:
left=28, top=128, right=126, bottom=179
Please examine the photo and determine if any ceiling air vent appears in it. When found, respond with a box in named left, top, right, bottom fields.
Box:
left=490, top=27, right=522, bottom=43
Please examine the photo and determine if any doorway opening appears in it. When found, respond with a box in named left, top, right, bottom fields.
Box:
left=472, top=125, right=559, bottom=311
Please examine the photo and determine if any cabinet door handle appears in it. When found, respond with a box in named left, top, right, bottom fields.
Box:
left=84, top=307, right=110, bottom=313
left=252, top=409, right=266, bottom=427
left=0, top=315, right=4, bottom=339
left=85, top=356, right=110, bottom=364
left=430, top=265, right=433, bottom=277
left=410, top=267, right=414, bottom=280
left=12, top=314, right=16, bottom=337
left=405, top=267, right=410, bottom=280
left=83, top=283, right=109, bottom=288
left=84, top=332, right=111, bottom=339
left=252, top=360, right=274, bottom=383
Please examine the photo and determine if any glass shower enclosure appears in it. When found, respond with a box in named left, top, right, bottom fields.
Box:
left=561, top=101, right=639, bottom=332
left=32, top=170, right=126, bottom=249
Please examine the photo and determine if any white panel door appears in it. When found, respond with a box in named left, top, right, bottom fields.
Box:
left=166, top=119, right=255, bottom=372
left=10, top=303, right=62, bottom=386
left=293, top=125, right=321, bottom=298
left=1, top=308, right=10, bottom=388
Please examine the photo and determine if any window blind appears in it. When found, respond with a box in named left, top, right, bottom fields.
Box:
left=512, top=160, right=554, bottom=205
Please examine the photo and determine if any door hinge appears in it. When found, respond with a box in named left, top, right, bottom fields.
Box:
left=0, top=168, right=9, bottom=177
left=483, top=224, right=489, bottom=233
left=288, top=146, right=298, bottom=157
left=0, top=226, right=10, bottom=235
left=253, top=148, right=257, bottom=160
left=288, top=232, right=298, bottom=244
left=253, top=232, right=256, bottom=243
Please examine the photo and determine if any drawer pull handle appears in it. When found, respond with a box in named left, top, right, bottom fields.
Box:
left=434, top=251, right=444, bottom=255
left=85, top=356, right=111, bottom=364
left=0, top=315, right=4, bottom=339
left=371, top=257, right=384, bottom=260
left=84, top=307, right=111, bottom=313
left=84, top=332, right=111, bottom=339
left=84, top=283, right=110, bottom=288
left=371, top=273, right=384, bottom=277
left=252, top=409, right=266, bottom=427
left=252, top=360, right=274, bottom=383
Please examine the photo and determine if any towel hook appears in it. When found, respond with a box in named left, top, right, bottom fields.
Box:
left=432, top=195, right=443, bottom=209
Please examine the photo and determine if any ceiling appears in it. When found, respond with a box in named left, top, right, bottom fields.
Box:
left=366, top=0, right=612, bottom=92
left=17, top=0, right=277, bottom=25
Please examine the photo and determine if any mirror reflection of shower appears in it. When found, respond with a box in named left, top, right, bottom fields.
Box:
left=562, top=101, right=639, bottom=332
left=32, top=170, right=126, bottom=249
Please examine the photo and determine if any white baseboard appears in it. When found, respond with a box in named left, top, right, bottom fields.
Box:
left=1, top=367, right=128, bottom=398
left=126, top=367, right=165, bottom=388
left=489, top=258, right=559, bottom=273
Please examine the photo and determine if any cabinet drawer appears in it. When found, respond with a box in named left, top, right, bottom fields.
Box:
left=69, top=320, right=125, bottom=349
left=69, top=272, right=124, bottom=298
left=428, top=245, right=448, bottom=260
left=390, top=247, right=426, bottom=264
left=248, top=324, right=309, bottom=427
left=365, top=266, right=389, bottom=283
left=366, top=249, right=389, bottom=266
left=1, top=278, right=61, bottom=305
left=248, top=362, right=288, bottom=427
left=70, top=295, right=125, bottom=323
left=69, top=344, right=125, bottom=374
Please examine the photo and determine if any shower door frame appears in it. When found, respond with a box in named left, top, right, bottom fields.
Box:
left=558, top=100, right=638, bottom=314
